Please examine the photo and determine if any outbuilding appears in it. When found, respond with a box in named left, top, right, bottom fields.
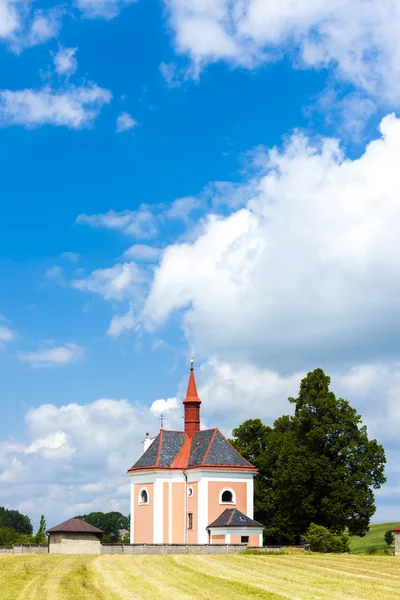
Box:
left=207, top=508, right=264, bottom=546
left=393, top=525, right=400, bottom=555
left=47, top=518, right=103, bottom=555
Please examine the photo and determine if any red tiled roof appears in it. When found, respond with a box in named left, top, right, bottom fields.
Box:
left=47, top=518, right=103, bottom=534
left=183, top=368, right=201, bottom=404
left=393, top=525, right=400, bottom=533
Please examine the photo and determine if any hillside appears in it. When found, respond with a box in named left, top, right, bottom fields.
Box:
left=349, top=522, right=399, bottom=554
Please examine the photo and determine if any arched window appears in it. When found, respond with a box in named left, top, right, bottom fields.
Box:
left=138, top=488, right=149, bottom=505
left=220, top=488, right=236, bottom=504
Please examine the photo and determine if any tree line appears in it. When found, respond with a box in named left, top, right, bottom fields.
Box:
left=230, top=368, right=386, bottom=547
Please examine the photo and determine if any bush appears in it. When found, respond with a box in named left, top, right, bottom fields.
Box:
left=384, top=530, right=394, bottom=546
left=305, top=523, right=350, bottom=553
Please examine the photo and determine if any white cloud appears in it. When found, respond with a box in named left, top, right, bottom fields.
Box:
left=107, top=306, right=135, bottom=338
left=61, top=251, right=81, bottom=263
left=44, top=265, right=63, bottom=279
left=0, top=0, right=20, bottom=39
left=52, top=45, right=78, bottom=78
left=0, top=325, right=15, bottom=343
left=165, top=0, right=400, bottom=104
left=76, top=0, right=137, bottom=19
left=73, top=262, right=145, bottom=301
left=122, top=244, right=161, bottom=262
left=116, top=112, right=137, bottom=133
left=160, top=62, right=182, bottom=88
left=25, top=431, right=74, bottom=459
left=76, top=207, right=158, bottom=239
left=150, top=397, right=179, bottom=417
left=142, top=114, right=400, bottom=369
left=18, top=343, right=85, bottom=368
left=0, top=83, right=112, bottom=129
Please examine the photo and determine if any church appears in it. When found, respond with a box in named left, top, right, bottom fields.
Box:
left=127, top=361, right=263, bottom=546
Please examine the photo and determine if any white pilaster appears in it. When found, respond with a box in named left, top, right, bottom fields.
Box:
left=226, top=533, right=231, bottom=543
left=130, top=481, right=135, bottom=544
left=197, top=476, right=208, bottom=544
left=246, top=478, right=254, bottom=518
left=258, top=533, right=263, bottom=547
left=153, top=479, right=164, bottom=543
left=168, top=481, right=172, bottom=544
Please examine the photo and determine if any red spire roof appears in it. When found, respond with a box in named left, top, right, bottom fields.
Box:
left=183, top=362, right=201, bottom=404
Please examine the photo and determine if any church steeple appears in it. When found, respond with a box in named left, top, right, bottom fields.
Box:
left=183, top=359, right=201, bottom=437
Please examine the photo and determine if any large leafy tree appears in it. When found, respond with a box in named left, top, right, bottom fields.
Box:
left=0, top=507, right=32, bottom=535
left=75, top=512, right=130, bottom=542
left=230, top=368, right=386, bottom=544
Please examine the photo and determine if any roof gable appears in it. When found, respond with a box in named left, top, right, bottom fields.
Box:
left=204, top=431, right=253, bottom=468
left=207, top=508, right=263, bottom=529
left=128, top=428, right=255, bottom=472
left=47, top=518, right=103, bottom=534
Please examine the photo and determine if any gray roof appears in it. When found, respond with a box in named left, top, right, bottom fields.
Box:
left=204, top=431, right=252, bottom=467
left=128, top=428, right=255, bottom=472
left=207, top=508, right=263, bottom=529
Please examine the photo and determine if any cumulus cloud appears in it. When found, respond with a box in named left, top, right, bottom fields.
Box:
left=142, top=114, right=400, bottom=370
left=160, top=62, right=182, bottom=88
left=61, top=251, right=81, bottom=263
left=122, top=244, right=161, bottom=262
left=76, top=207, right=158, bottom=239
left=107, top=306, right=135, bottom=338
left=52, top=45, right=78, bottom=78
left=0, top=4, right=63, bottom=52
left=0, top=0, right=19, bottom=39
left=77, top=0, right=137, bottom=19
left=72, top=262, right=145, bottom=301
left=165, top=0, right=400, bottom=104
left=0, top=325, right=15, bottom=343
left=116, top=112, right=137, bottom=133
left=0, top=83, right=112, bottom=129
left=18, top=343, right=85, bottom=368
left=150, top=397, right=179, bottom=417
left=44, top=265, right=63, bottom=280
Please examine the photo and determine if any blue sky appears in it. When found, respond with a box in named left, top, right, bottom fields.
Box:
left=1, top=0, right=400, bottom=529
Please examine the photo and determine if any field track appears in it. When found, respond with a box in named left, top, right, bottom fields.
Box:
left=1, top=554, right=400, bottom=599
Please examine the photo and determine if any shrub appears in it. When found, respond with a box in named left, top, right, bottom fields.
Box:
left=305, top=523, right=350, bottom=553
left=384, top=530, right=394, bottom=546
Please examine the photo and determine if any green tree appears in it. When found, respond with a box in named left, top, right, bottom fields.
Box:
left=34, top=515, right=47, bottom=544
left=74, top=512, right=130, bottom=542
left=230, top=368, right=386, bottom=544
left=0, top=527, right=18, bottom=546
left=384, top=530, right=394, bottom=546
left=305, top=523, right=350, bottom=553
left=0, top=507, right=32, bottom=535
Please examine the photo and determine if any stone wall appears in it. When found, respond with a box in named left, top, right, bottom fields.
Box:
left=101, top=544, right=284, bottom=555
left=49, top=532, right=101, bottom=555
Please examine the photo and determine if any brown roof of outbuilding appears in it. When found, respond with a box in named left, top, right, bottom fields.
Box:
left=47, top=518, right=103, bottom=534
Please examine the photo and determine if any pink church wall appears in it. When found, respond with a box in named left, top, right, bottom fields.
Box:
left=211, top=534, right=226, bottom=544
left=230, top=533, right=260, bottom=547
left=134, top=483, right=153, bottom=543
left=187, top=481, right=198, bottom=544
left=207, top=481, right=247, bottom=525
left=172, top=482, right=185, bottom=543
left=163, top=482, right=169, bottom=543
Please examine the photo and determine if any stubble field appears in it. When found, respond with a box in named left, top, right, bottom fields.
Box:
left=0, top=553, right=399, bottom=599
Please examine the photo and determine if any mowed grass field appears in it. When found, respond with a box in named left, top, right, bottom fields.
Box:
left=349, top=522, right=399, bottom=554
left=1, top=554, right=400, bottom=600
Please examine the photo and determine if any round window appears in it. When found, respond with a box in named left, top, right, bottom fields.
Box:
left=188, top=486, right=193, bottom=497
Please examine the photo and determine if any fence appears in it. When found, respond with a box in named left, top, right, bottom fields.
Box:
left=101, top=544, right=285, bottom=555
left=0, top=545, right=48, bottom=554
